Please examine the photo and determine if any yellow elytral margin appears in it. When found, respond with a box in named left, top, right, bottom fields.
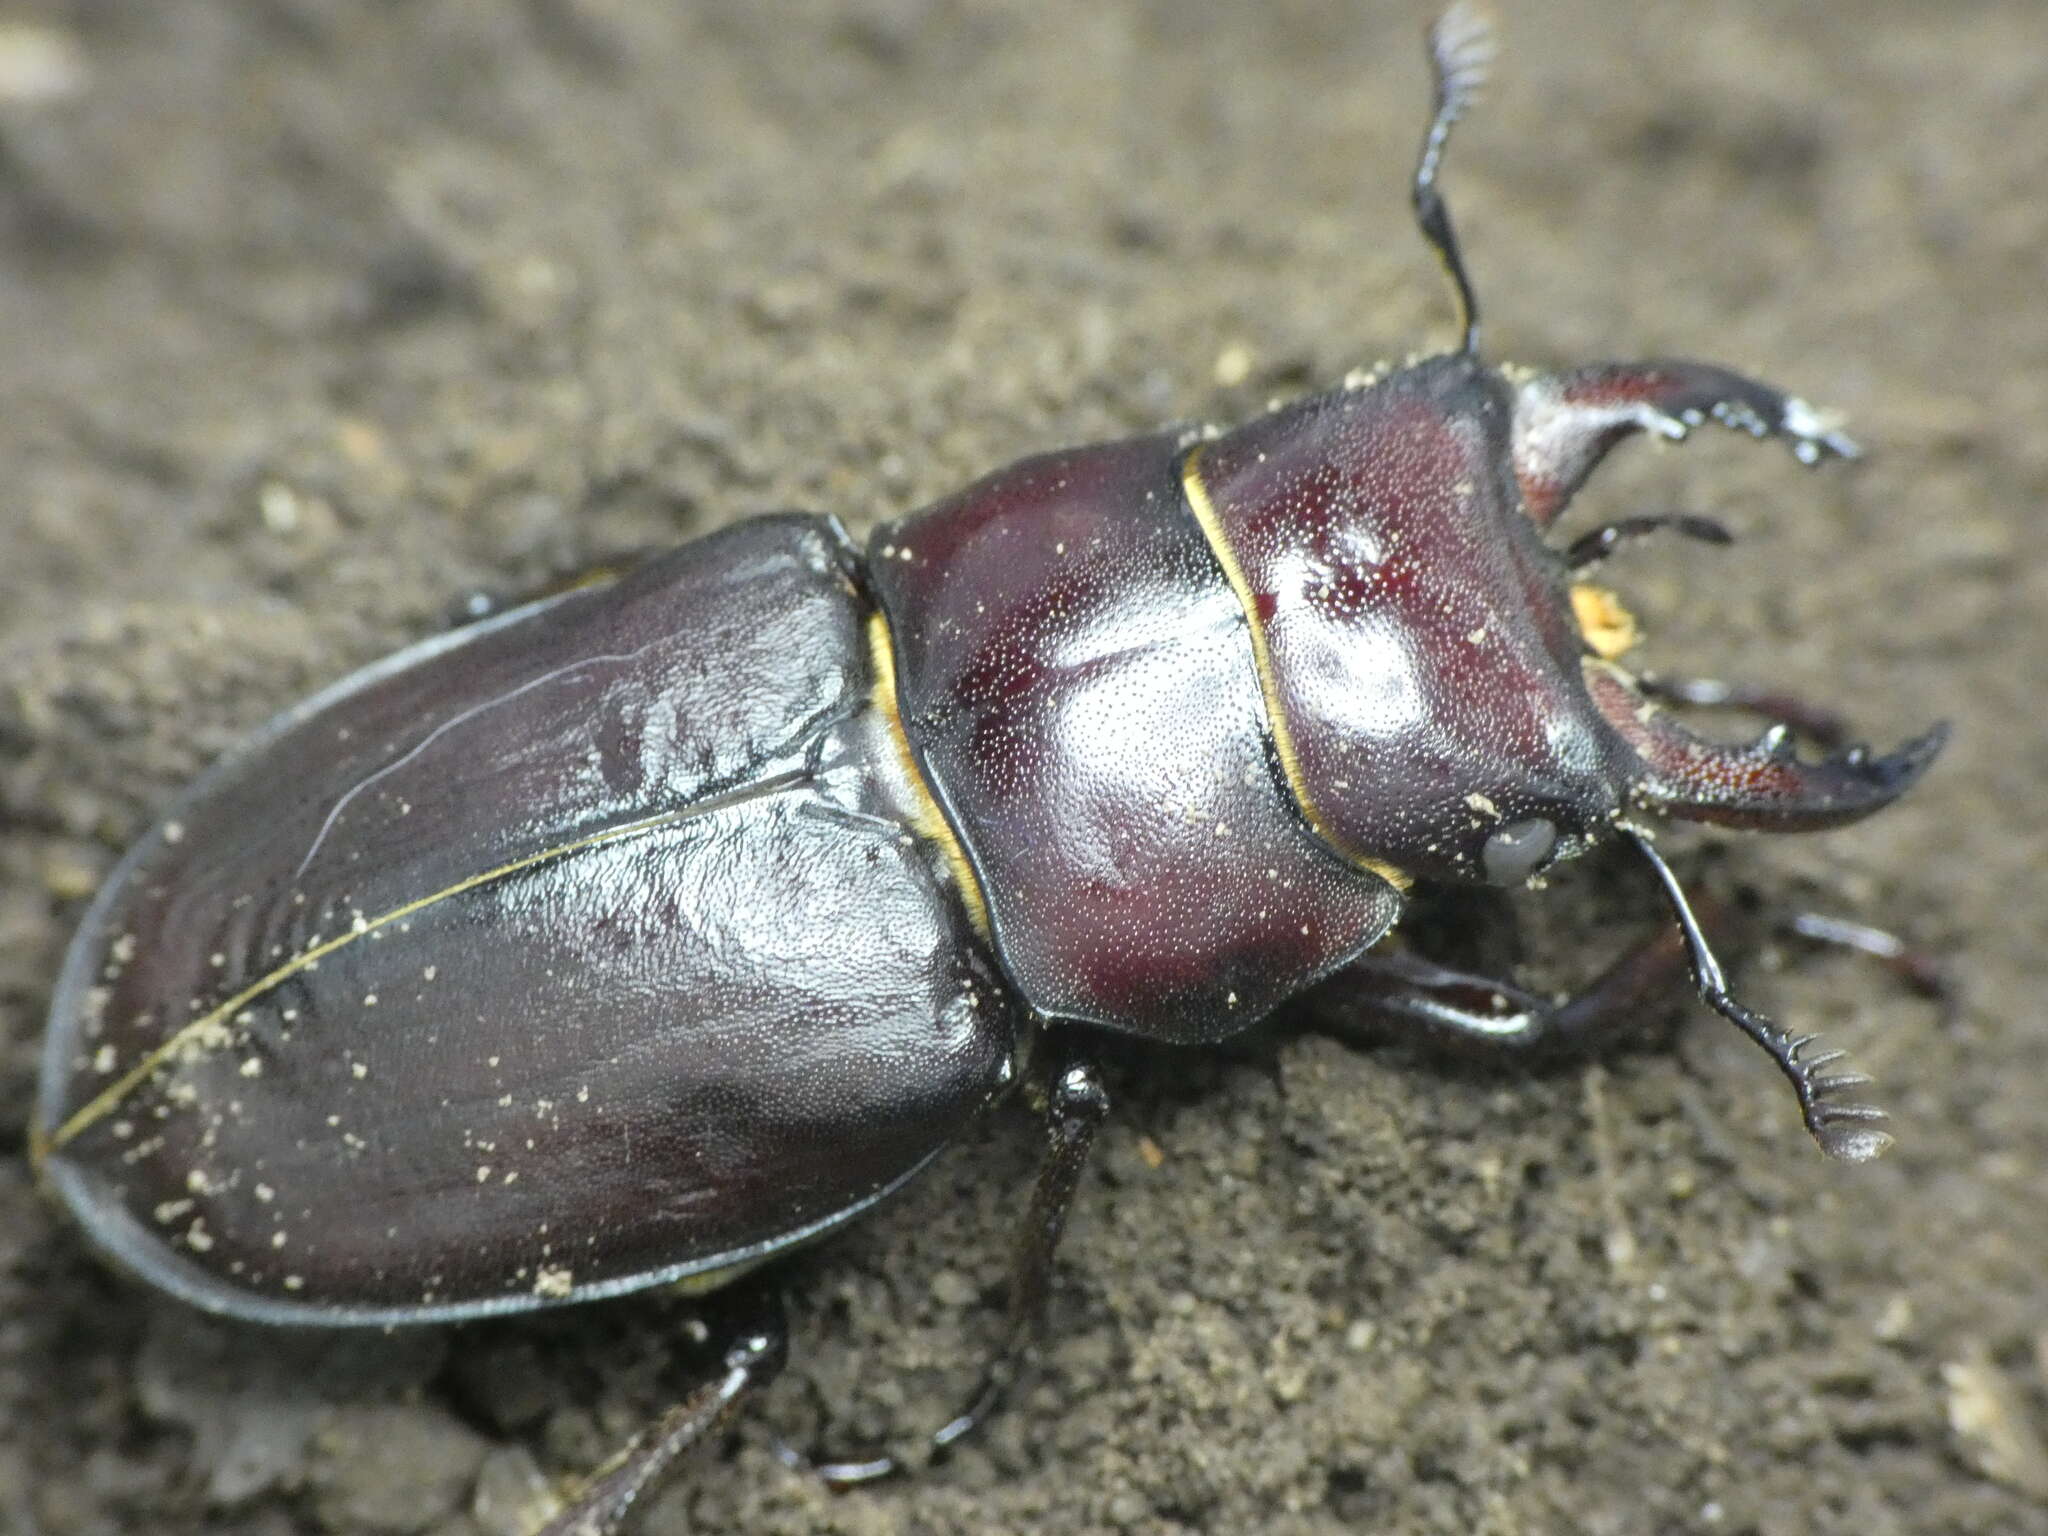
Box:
left=46, top=795, right=785, bottom=1156
left=866, top=611, right=992, bottom=940
left=1179, top=448, right=1413, bottom=893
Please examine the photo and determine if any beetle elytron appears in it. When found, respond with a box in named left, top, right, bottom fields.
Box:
left=35, top=7, right=1944, bottom=1531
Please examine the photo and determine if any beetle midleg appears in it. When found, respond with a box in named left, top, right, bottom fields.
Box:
left=864, top=610, right=992, bottom=939
left=1178, top=446, right=1413, bottom=893
left=789, top=1054, right=1110, bottom=1487
left=532, top=1291, right=788, bottom=1536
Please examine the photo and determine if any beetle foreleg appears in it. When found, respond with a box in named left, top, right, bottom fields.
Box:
left=1511, top=360, right=1860, bottom=527
left=1784, top=910, right=1959, bottom=1028
left=531, top=1294, right=788, bottom=1536
left=1624, top=828, right=1893, bottom=1162
left=1564, top=512, right=1734, bottom=572
left=1315, top=871, right=1935, bottom=1167
left=1307, top=930, right=1693, bottom=1060
left=791, top=1057, right=1111, bottom=1488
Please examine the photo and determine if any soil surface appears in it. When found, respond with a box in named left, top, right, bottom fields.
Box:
left=2, top=3, right=2043, bottom=1535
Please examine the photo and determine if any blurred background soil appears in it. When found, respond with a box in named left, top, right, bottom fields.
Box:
left=1, top=2, right=2043, bottom=1534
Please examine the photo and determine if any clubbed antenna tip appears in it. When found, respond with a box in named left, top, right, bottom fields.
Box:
left=1414, top=4, right=1496, bottom=356
left=1430, top=2, right=1497, bottom=119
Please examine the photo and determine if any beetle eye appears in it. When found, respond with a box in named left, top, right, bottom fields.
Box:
left=1482, top=817, right=1557, bottom=886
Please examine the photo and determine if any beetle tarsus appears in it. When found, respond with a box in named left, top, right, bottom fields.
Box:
left=1625, top=828, right=1895, bottom=1162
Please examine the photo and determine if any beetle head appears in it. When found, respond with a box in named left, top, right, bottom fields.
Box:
left=1189, top=4, right=1944, bottom=895
left=1192, top=4, right=1947, bottom=1161
left=1190, top=357, right=1640, bottom=891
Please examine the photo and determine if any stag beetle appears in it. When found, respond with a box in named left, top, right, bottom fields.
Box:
left=34, top=7, right=1944, bottom=1532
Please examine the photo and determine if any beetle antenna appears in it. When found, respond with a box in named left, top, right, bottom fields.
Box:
left=1565, top=513, right=1735, bottom=572
left=1413, top=3, right=1494, bottom=357
left=1621, top=828, right=1895, bottom=1163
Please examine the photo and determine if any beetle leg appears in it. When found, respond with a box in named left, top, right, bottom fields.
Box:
left=1621, top=828, right=1893, bottom=1161
left=1308, top=930, right=1693, bottom=1060
left=1511, top=360, right=1860, bottom=527
left=1784, top=911, right=1960, bottom=1026
left=532, top=1294, right=787, bottom=1536
left=927, top=1058, right=1111, bottom=1462
left=791, top=1058, right=1111, bottom=1488
left=1564, top=512, right=1734, bottom=572
left=1317, top=859, right=1938, bottom=1164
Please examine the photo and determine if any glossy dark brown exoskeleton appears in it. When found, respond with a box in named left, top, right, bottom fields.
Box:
left=34, top=9, right=1944, bottom=1533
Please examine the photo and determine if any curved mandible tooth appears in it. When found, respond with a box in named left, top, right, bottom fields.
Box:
left=1584, top=661, right=1950, bottom=832
left=1510, top=359, right=1859, bottom=528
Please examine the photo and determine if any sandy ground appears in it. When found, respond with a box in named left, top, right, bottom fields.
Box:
left=2, top=2, right=2044, bottom=1534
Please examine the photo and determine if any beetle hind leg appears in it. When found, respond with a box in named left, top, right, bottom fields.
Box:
left=1512, top=359, right=1859, bottom=527
left=782, top=1056, right=1111, bottom=1487
left=531, top=1294, right=787, bottom=1536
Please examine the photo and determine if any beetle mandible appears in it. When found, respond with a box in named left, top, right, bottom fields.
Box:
left=33, top=7, right=1946, bottom=1532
